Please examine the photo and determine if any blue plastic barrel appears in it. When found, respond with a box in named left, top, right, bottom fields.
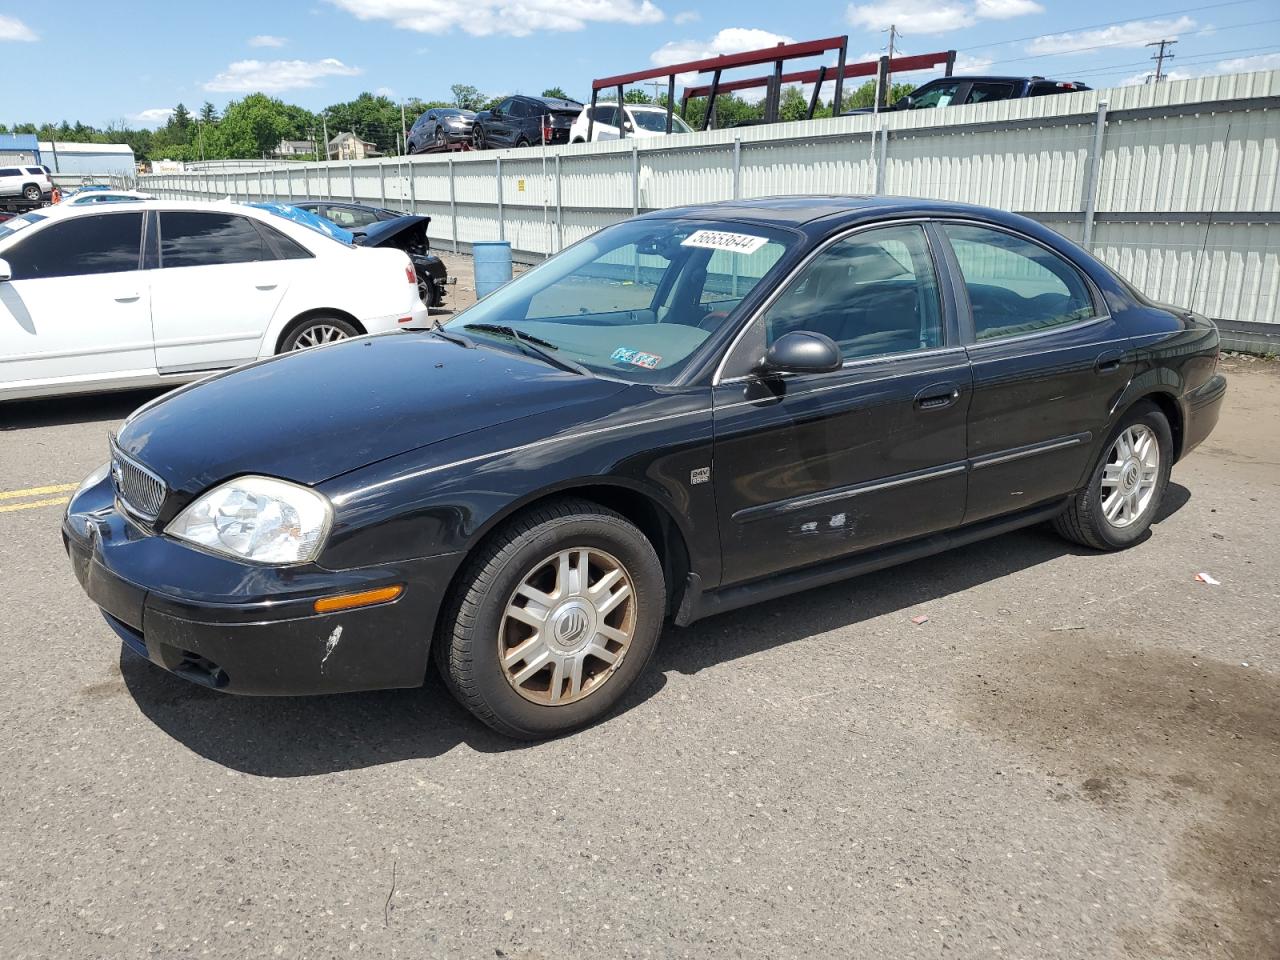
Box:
left=473, top=241, right=513, bottom=299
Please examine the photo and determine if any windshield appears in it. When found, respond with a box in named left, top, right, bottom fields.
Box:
left=0, top=211, right=47, bottom=240
left=445, top=218, right=794, bottom=384
left=245, top=202, right=354, bottom=245
left=630, top=109, right=692, bottom=134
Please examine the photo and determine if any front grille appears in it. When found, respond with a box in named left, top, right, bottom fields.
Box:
left=111, top=448, right=167, bottom=520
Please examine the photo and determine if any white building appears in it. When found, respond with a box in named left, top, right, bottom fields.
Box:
left=37, top=141, right=136, bottom=179
left=327, top=132, right=381, bottom=161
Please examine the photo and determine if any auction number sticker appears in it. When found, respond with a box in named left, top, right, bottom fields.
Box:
left=681, top=229, right=769, bottom=255
left=611, top=347, right=662, bottom=370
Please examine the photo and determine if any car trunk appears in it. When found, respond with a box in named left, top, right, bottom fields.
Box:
left=542, top=110, right=578, bottom=144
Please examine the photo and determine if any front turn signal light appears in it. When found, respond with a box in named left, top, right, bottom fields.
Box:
left=314, top=584, right=404, bottom=614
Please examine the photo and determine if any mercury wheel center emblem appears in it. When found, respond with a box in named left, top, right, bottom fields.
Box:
left=553, top=606, right=590, bottom=647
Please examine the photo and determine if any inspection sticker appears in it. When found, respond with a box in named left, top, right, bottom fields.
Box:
left=611, top=347, right=662, bottom=370
left=680, top=229, right=768, bottom=255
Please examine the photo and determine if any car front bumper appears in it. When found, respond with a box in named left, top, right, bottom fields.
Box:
left=63, top=477, right=461, bottom=696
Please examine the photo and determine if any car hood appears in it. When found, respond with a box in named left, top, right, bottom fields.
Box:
left=115, top=334, right=628, bottom=492
left=354, top=215, right=430, bottom=247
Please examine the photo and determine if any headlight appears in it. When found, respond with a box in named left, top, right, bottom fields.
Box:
left=76, top=461, right=111, bottom=499
left=167, top=476, right=332, bottom=565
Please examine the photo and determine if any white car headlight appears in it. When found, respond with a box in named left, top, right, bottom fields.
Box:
left=167, top=476, right=332, bottom=565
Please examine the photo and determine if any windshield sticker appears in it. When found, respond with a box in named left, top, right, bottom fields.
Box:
left=680, top=229, right=768, bottom=255
left=611, top=347, right=662, bottom=370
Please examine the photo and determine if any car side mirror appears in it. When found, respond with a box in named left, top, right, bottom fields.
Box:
left=0, top=258, right=10, bottom=282
left=755, top=331, right=842, bottom=376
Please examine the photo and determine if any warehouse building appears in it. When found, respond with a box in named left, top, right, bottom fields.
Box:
left=37, top=141, right=137, bottom=180
left=0, top=133, right=41, bottom=165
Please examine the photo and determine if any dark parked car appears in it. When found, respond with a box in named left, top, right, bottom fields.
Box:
left=65, top=197, right=1225, bottom=739
left=850, top=75, right=1090, bottom=113
left=293, top=201, right=449, bottom=307
left=407, top=108, right=476, bottom=152
left=471, top=95, right=582, bottom=149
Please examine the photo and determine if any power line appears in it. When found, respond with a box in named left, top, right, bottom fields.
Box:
left=954, top=0, right=1264, bottom=51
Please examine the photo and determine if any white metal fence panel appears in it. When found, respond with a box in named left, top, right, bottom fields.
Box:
left=140, top=70, right=1280, bottom=328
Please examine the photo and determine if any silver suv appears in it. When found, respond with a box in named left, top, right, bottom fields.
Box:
left=0, top=165, right=53, bottom=201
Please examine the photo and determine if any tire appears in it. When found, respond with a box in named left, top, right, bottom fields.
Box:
left=22, top=184, right=41, bottom=201
left=436, top=497, right=666, bottom=739
left=418, top=275, right=437, bottom=308
left=434, top=126, right=446, bottom=147
left=516, top=138, right=530, bottom=148
left=279, top=315, right=360, bottom=352
left=1053, top=401, right=1173, bottom=550
left=472, top=127, right=485, bottom=150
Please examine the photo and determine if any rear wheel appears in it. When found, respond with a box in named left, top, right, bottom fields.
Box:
left=516, top=137, right=530, bottom=148
left=436, top=498, right=665, bottom=739
left=1053, top=402, right=1172, bottom=550
left=280, top=315, right=359, bottom=352
left=472, top=127, right=486, bottom=150
left=22, top=184, right=41, bottom=201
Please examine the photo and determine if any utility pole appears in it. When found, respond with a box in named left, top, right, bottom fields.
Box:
left=1146, top=39, right=1176, bottom=82
left=643, top=81, right=664, bottom=103
left=322, top=113, right=329, bottom=160
left=885, top=23, right=899, bottom=88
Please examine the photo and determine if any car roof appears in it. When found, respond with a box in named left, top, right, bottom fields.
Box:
left=526, top=96, right=582, bottom=109
left=636, top=195, right=1038, bottom=231
left=917, top=74, right=1086, bottom=84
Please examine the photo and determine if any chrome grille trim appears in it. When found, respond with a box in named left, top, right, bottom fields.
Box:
left=110, top=441, right=167, bottom=521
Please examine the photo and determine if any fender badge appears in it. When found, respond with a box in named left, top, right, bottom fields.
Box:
left=690, top=467, right=711, bottom=485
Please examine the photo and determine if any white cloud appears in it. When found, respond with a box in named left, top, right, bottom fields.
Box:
left=249, top=34, right=288, bottom=47
left=1216, top=52, right=1280, bottom=73
left=954, top=53, right=994, bottom=72
left=847, top=1, right=973, bottom=34
left=651, top=27, right=794, bottom=67
left=673, top=10, right=699, bottom=24
left=326, top=0, right=664, bottom=37
left=128, top=108, right=176, bottom=128
left=203, top=58, right=363, bottom=93
left=1028, top=16, right=1196, bottom=56
left=0, top=14, right=37, bottom=41
left=973, top=0, right=1041, bottom=20
left=375, top=86, right=396, bottom=97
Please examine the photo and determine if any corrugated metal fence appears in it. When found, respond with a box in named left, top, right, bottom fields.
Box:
left=140, top=70, right=1280, bottom=346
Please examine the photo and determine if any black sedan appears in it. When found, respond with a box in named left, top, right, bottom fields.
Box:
left=64, top=197, right=1226, bottom=739
left=293, top=201, right=449, bottom=307
left=407, top=108, right=476, bottom=152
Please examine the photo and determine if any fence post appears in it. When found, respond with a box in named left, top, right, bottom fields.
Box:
left=732, top=133, right=742, bottom=200
left=1082, top=99, right=1109, bottom=250
left=408, top=158, right=417, bottom=214
left=631, top=141, right=640, bottom=215
left=875, top=125, right=888, bottom=195
left=555, top=154, right=562, bottom=254
left=496, top=156, right=504, bottom=242
left=378, top=163, right=386, bottom=207
left=349, top=163, right=356, bottom=201
left=449, top=157, right=458, bottom=253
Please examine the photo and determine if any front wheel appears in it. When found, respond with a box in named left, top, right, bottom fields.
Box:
left=280, top=316, right=359, bottom=352
left=1053, top=402, right=1173, bottom=550
left=436, top=498, right=665, bottom=739
left=472, top=127, right=486, bottom=150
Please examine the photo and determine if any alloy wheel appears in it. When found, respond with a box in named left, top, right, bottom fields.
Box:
left=1101, top=423, right=1160, bottom=528
left=292, top=323, right=350, bottom=350
left=499, top=547, right=636, bottom=706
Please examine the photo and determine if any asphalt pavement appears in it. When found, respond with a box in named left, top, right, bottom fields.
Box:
left=0, top=335, right=1276, bottom=959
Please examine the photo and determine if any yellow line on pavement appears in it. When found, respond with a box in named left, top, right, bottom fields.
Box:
left=0, top=496, right=71, bottom=514
left=0, top=483, right=79, bottom=501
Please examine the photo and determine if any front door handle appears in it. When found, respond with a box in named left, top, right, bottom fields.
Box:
left=1095, top=349, right=1125, bottom=373
left=914, top=382, right=961, bottom=411
left=113, top=293, right=140, bottom=303
left=255, top=282, right=278, bottom=291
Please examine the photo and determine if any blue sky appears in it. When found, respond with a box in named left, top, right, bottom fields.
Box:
left=3, top=0, right=1278, bottom=127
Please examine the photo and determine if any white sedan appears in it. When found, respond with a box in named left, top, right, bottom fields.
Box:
left=0, top=199, right=429, bottom=401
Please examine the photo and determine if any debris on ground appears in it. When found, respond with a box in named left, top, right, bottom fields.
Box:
left=910, top=615, right=929, bottom=625
left=1195, top=572, right=1221, bottom=585
left=1050, top=625, right=1086, bottom=632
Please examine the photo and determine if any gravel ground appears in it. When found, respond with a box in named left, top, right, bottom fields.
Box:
left=0, top=316, right=1276, bottom=959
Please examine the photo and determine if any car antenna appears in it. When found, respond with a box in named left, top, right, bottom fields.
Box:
left=1189, top=121, right=1231, bottom=316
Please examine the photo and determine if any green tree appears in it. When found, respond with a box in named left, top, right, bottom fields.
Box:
left=171, top=103, right=192, bottom=134
left=623, top=88, right=652, bottom=104
left=841, top=79, right=915, bottom=111
left=680, top=93, right=761, bottom=130
left=778, top=86, right=810, bottom=121
left=209, top=93, right=304, bottom=158
left=199, top=101, right=219, bottom=124
left=541, top=86, right=573, bottom=101
left=451, top=84, right=483, bottom=110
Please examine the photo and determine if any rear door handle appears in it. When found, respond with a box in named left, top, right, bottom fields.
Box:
left=113, top=293, right=140, bottom=303
left=1095, top=349, right=1125, bottom=373
left=255, top=282, right=278, bottom=291
left=914, top=382, right=961, bottom=411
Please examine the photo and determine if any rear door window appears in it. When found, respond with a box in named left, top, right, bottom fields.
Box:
left=159, top=211, right=268, bottom=268
left=4, top=212, right=142, bottom=279
left=965, top=82, right=1017, bottom=104
left=942, top=223, right=1097, bottom=340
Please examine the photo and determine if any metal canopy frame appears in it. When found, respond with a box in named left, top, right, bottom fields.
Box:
left=587, top=35, right=849, bottom=141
